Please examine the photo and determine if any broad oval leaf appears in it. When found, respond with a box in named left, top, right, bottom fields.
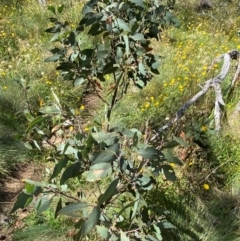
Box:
left=58, top=202, right=91, bottom=217
left=115, top=18, right=131, bottom=32
left=139, top=62, right=146, bottom=75
left=55, top=198, right=62, bottom=218
left=11, top=192, right=32, bottom=213
left=137, top=146, right=163, bottom=159
left=74, top=77, right=85, bottom=86
left=44, top=54, right=61, bottom=62
left=39, top=105, right=61, bottom=114
left=75, top=206, right=100, bottom=240
left=92, top=143, right=119, bottom=164
left=85, top=12, right=103, bottom=26
left=120, top=231, right=131, bottom=241
left=85, top=162, right=112, bottom=182
left=50, top=156, right=69, bottom=180
left=96, top=225, right=110, bottom=240
left=60, top=161, right=81, bottom=185
left=163, top=150, right=183, bottom=165
left=48, top=5, right=56, bottom=14
left=130, top=33, right=144, bottom=41
left=35, top=194, right=53, bottom=215
left=161, top=165, right=177, bottom=181
left=98, top=178, right=119, bottom=206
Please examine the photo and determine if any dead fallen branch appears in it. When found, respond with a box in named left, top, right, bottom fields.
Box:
left=151, top=49, right=240, bottom=141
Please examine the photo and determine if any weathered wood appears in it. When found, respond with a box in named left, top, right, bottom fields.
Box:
left=38, top=0, right=46, bottom=6
left=151, top=49, right=240, bottom=141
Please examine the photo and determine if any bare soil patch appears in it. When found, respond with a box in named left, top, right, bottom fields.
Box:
left=0, top=162, right=42, bottom=241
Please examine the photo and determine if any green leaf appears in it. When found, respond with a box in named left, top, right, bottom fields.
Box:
left=55, top=198, right=62, bottom=218
left=75, top=206, right=100, bottom=240
left=85, top=12, right=103, bottom=26
left=45, top=24, right=61, bottom=33
left=123, top=35, right=130, bottom=56
left=35, top=194, right=53, bottom=215
left=68, top=32, right=76, bottom=46
left=164, top=11, right=180, bottom=28
left=92, top=150, right=116, bottom=164
left=98, top=178, right=119, bottom=206
left=136, top=176, right=155, bottom=190
left=163, top=140, right=179, bottom=148
left=11, top=192, right=32, bottom=213
left=51, top=88, right=60, bottom=106
left=146, top=234, right=159, bottom=241
left=28, top=116, right=51, bottom=130
left=24, top=179, right=56, bottom=188
left=161, top=165, right=176, bottom=181
left=91, top=131, right=117, bottom=145
left=39, top=105, right=61, bottom=114
left=130, top=0, right=144, bottom=8
left=24, top=183, right=35, bottom=195
left=44, top=54, right=61, bottom=62
left=164, top=150, right=183, bottom=165
left=58, top=202, right=91, bottom=217
left=48, top=5, right=56, bottom=14
left=115, top=18, right=131, bottom=32
left=132, top=132, right=139, bottom=146
left=33, top=140, right=41, bottom=151
left=74, top=219, right=85, bottom=229
left=92, top=143, right=119, bottom=164
left=152, top=61, right=161, bottom=69
left=50, top=156, right=69, bottom=180
left=24, top=110, right=34, bottom=122
left=96, top=225, right=110, bottom=240
left=137, top=146, right=163, bottom=159
left=57, top=4, right=64, bottom=13
left=130, top=33, right=144, bottom=41
left=74, top=77, right=85, bottom=86
left=139, top=62, right=146, bottom=75
left=57, top=144, right=79, bottom=159
left=173, top=136, right=189, bottom=147
left=60, top=161, right=81, bottom=185
left=117, top=199, right=138, bottom=218
left=131, top=190, right=140, bottom=220
left=103, top=62, right=118, bottom=75
left=88, top=22, right=103, bottom=36
left=85, top=162, right=112, bottom=182
left=120, top=231, right=131, bottom=241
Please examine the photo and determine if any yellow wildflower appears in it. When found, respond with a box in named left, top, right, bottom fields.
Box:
left=203, top=183, right=210, bottom=190
left=144, top=102, right=150, bottom=108
left=170, top=163, right=175, bottom=168
left=3, top=86, right=7, bottom=90
left=105, top=75, right=110, bottom=80
left=201, top=126, right=208, bottom=132
left=80, top=105, right=85, bottom=110
left=69, top=126, right=74, bottom=132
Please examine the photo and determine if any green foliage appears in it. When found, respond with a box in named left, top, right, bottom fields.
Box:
left=11, top=0, right=182, bottom=240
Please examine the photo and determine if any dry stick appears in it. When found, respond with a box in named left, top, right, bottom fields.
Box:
left=231, top=55, right=240, bottom=88
left=151, top=50, right=239, bottom=141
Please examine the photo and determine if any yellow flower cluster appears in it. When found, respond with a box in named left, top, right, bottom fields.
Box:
left=141, top=95, right=161, bottom=112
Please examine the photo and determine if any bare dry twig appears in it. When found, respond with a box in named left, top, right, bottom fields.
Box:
left=151, top=49, right=240, bottom=141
